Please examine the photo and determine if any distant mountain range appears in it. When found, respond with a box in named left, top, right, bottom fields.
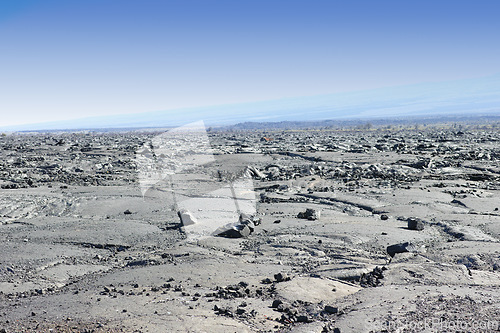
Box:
left=3, top=74, right=500, bottom=131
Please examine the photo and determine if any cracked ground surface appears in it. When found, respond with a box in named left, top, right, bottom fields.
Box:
left=0, top=124, right=499, bottom=332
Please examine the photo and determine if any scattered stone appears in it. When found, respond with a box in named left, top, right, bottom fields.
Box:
left=407, top=217, right=424, bottom=231
left=451, top=199, right=467, bottom=207
left=380, top=214, right=389, bottom=220
left=297, top=208, right=321, bottom=220
left=214, top=213, right=261, bottom=238
left=359, top=266, right=385, bottom=287
left=387, top=242, right=418, bottom=260
left=324, top=305, right=338, bottom=314
left=272, top=299, right=283, bottom=308
left=178, top=209, right=197, bottom=226
left=296, top=314, right=310, bottom=323
left=123, top=209, right=132, bottom=215
left=1, top=183, right=19, bottom=189
left=216, top=224, right=251, bottom=238
left=261, top=278, right=273, bottom=284
left=213, top=305, right=234, bottom=317
left=274, top=272, right=290, bottom=282
left=238, top=281, right=249, bottom=288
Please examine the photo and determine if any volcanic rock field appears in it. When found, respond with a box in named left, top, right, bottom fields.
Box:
left=0, top=123, right=499, bottom=332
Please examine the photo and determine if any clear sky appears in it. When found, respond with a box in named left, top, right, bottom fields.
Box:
left=1, top=0, right=500, bottom=127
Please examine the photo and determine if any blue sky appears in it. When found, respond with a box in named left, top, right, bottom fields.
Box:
left=1, top=0, right=500, bottom=127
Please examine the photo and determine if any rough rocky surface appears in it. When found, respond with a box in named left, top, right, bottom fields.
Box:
left=0, top=123, right=499, bottom=332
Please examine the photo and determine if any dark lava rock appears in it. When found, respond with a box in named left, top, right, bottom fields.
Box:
left=238, top=281, right=249, bottom=288
left=296, top=314, right=310, bottom=323
left=214, top=305, right=234, bottom=317
left=212, top=283, right=249, bottom=299
left=215, top=213, right=261, bottom=238
left=123, top=209, right=132, bottom=215
left=261, top=278, right=273, bottom=284
left=216, top=224, right=252, bottom=238
left=380, top=214, right=389, bottom=220
left=387, top=242, right=417, bottom=259
left=324, top=305, right=338, bottom=314
left=407, top=217, right=424, bottom=231
left=359, top=266, right=385, bottom=287
left=272, top=299, right=283, bottom=308
left=297, top=208, right=321, bottom=220
left=1, top=183, right=19, bottom=189
left=451, top=199, right=467, bottom=207
left=274, top=272, right=290, bottom=282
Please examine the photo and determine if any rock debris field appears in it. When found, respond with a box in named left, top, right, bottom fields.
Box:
left=0, top=123, right=499, bottom=332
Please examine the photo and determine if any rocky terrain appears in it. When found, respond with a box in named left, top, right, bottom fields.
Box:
left=0, top=122, right=499, bottom=332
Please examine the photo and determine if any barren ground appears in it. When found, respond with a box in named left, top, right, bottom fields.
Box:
left=0, top=124, right=499, bottom=332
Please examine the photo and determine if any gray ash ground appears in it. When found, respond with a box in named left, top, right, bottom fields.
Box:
left=0, top=123, right=499, bottom=332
